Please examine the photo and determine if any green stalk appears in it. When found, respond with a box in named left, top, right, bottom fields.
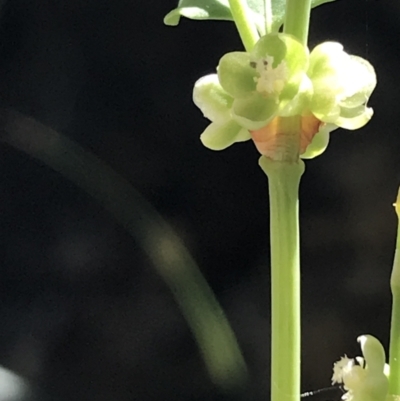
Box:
left=274, top=3, right=310, bottom=401
left=228, top=0, right=259, bottom=51
left=264, top=0, right=272, bottom=34
left=389, top=187, right=400, bottom=396
left=283, top=0, right=312, bottom=46
left=260, top=156, right=304, bottom=401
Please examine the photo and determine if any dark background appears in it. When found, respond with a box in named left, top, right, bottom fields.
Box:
left=0, top=0, right=398, bottom=400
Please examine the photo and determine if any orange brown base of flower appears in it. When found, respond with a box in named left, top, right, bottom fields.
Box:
left=250, top=114, right=323, bottom=161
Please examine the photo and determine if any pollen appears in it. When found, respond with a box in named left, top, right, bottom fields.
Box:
left=251, top=56, right=289, bottom=96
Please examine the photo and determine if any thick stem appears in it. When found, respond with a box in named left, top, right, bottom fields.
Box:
left=228, top=0, right=259, bottom=51
left=389, top=187, right=400, bottom=396
left=260, top=156, right=305, bottom=401
left=283, top=0, right=311, bottom=46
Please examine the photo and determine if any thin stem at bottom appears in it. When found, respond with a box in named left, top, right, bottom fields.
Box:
left=260, top=157, right=304, bottom=401
left=389, top=188, right=400, bottom=396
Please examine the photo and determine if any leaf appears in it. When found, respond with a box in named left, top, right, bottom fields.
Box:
left=164, top=0, right=231, bottom=26
left=164, top=0, right=337, bottom=32
left=260, top=0, right=337, bottom=32
left=312, top=0, right=336, bottom=8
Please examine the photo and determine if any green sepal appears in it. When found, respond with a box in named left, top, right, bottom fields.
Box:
left=310, top=92, right=340, bottom=123
left=200, top=120, right=249, bottom=150
left=273, top=35, right=309, bottom=109
left=300, top=125, right=331, bottom=159
left=217, top=52, right=256, bottom=97
left=309, top=42, right=345, bottom=76
left=193, top=74, right=233, bottom=123
left=280, top=74, right=312, bottom=117
left=336, top=105, right=373, bottom=130
left=235, top=127, right=252, bottom=142
left=250, top=33, right=288, bottom=64
left=358, top=335, right=386, bottom=374
left=339, top=55, right=376, bottom=108
left=231, top=92, right=278, bottom=130
left=308, top=42, right=376, bottom=130
left=250, top=32, right=308, bottom=73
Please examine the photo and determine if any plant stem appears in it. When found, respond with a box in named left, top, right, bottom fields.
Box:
left=264, top=0, right=272, bottom=34
left=260, top=156, right=305, bottom=401
left=228, top=0, right=259, bottom=51
left=274, top=2, right=310, bottom=399
left=389, top=187, right=400, bottom=396
left=283, top=0, right=311, bottom=46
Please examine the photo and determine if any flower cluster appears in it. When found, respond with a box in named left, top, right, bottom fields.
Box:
left=193, top=33, right=376, bottom=159
left=332, top=335, right=388, bottom=401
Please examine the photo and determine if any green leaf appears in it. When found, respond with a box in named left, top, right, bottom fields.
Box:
left=164, top=0, right=231, bottom=26
left=311, top=0, right=336, bottom=8
left=164, top=0, right=336, bottom=32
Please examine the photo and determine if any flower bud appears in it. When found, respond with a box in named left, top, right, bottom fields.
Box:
left=332, top=335, right=388, bottom=401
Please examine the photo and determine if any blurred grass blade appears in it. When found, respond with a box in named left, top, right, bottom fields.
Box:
left=0, top=109, right=247, bottom=390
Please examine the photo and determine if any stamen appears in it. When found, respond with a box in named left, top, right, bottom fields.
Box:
left=252, top=56, right=289, bottom=96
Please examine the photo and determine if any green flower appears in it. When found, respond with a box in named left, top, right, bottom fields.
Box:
left=193, top=34, right=376, bottom=158
left=193, top=33, right=309, bottom=151
left=217, top=33, right=309, bottom=130
left=193, top=74, right=251, bottom=150
left=332, top=335, right=388, bottom=401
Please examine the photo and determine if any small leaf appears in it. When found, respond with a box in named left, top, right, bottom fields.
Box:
left=164, top=0, right=231, bottom=26
left=311, top=0, right=336, bottom=8
left=164, top=0, right=337, bottom=30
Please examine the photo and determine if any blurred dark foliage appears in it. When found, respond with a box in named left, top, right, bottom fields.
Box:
left=0, top=0, right=399, bottom=400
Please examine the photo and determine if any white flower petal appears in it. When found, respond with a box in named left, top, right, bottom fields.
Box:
left=193, top=74, right=232, bottom=124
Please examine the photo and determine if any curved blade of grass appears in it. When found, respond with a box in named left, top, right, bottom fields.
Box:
left=0, top=109, right=247, bottom=390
